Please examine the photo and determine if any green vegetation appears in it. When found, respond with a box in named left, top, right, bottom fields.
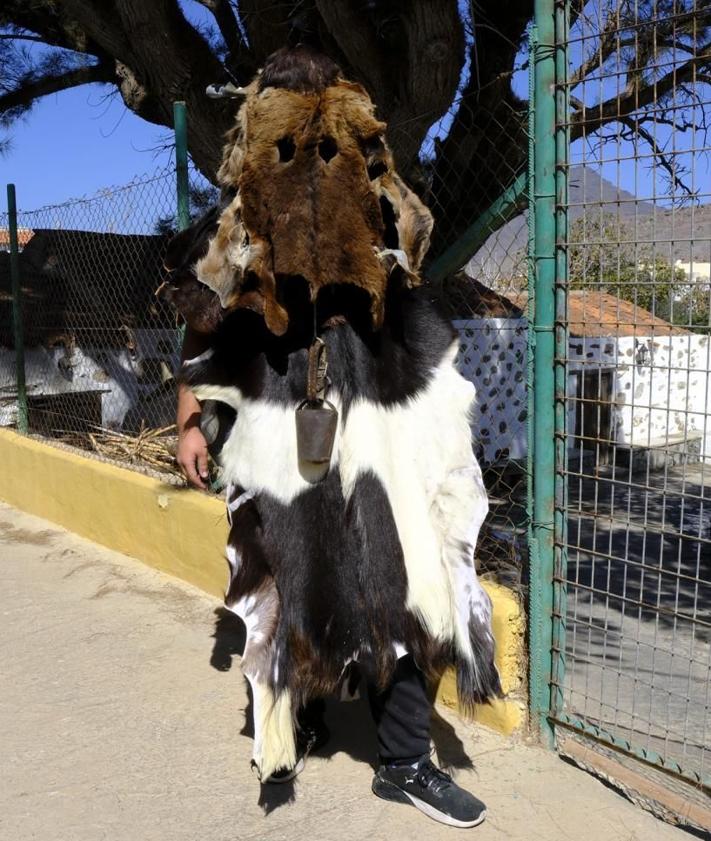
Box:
left=568, top=214, right=710, bottom=330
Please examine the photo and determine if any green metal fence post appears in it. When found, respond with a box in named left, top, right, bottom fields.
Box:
left=427, top=172, right=528, bottom=284
left=526, top=23, right=537, bottom=517
left=173, top=101, right=190, bottom=231
left=529, top=0, right=557, bottom=748
left=551, top=0, right=570, bottom=719
left=6, top=184, right=28, bottom=434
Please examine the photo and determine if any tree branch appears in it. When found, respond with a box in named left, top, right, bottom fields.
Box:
left=0, top=62, right=114, bottom=117
left=569, top=11, right=621, bottom=87
left=238, top=0, right=298, bottom=63
left=1, top=0, right=109, bottom=57
left=569, top=6, right=711, bottom=91
left=61, top=0, right=133, bottom=60
left=619, top=117, right=695, bottom=198
left=0, top=33, right=45, bottom=43
left=315, top=1, right=390, bottom=100
left=570, top=46, right=711, bottom=138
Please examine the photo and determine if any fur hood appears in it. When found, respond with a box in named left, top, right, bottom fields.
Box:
left=161, top=72, right=432, bottom=338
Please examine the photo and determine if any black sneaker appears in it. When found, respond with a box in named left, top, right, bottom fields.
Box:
left=263, top=719, right=330, bottom=784
left=372, top=756, right=487, bottom=828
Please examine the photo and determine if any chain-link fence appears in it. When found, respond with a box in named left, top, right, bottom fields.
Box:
left=0, top=165, right=220, bottom=482
left=551, top=0, right=711, bottom=813
left=420, top=87, right=531, bottom=592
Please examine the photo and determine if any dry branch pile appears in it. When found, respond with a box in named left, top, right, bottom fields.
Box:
left=76, top=424, right=183, bottom=480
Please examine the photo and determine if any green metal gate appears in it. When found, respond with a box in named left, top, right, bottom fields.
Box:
left=535, top=0, right=711, bottom=813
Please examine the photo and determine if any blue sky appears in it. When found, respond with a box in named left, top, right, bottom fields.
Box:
left=1, top=85, right=176, bottom=211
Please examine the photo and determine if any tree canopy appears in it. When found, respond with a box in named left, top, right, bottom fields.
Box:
left=2, top=1, right=710, bottom=262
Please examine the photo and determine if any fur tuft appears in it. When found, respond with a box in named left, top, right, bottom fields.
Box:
left=248, top=679, right=296, bottom=781
left=258, top=45, right=341, bottom=93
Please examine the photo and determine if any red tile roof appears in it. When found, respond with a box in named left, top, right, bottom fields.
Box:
left=513, top=290, right=689, bottom=336
left=0, top=228, right=34, bottom=249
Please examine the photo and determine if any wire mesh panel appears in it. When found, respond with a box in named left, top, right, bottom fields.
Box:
left=553, top=0, right=711, bottom=793
left=0, top=167, right=185, bottom=480
left=421, top=91, right=530, bottom=590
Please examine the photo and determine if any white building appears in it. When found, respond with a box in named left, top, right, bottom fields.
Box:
left=675, top=260, right=711, bottom=283
left=453, top=287, right=711, bottom=467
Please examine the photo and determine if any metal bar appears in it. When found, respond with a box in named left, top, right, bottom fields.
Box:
left=560, top=738, right=711, bottom=833
left=174, top=101, right=190, bottom=355
left=551, top=0, right=570, bottom=718
left=557, top=579, right=711, bottom=630
left=427, top=171, right=527, bottom=284
left=526, top=25, right=538, bottom=723
left=529, top=0, right=557, bottom=748
left=554, top=711, right=711, bottom=792
left=6, top=183, right=28, bottom=434
left=173, top=101, right=190, bottom=232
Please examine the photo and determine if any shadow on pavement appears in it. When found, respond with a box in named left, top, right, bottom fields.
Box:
left=208, top=607, right=476, bottom=811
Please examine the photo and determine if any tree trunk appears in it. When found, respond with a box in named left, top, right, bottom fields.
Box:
left=428, top=1, right=531, bottom=254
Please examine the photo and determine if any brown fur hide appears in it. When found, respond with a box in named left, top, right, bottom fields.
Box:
left=193, top=76, right=433, bottom=335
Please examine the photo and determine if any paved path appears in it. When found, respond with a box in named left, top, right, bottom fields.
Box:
left=565, top=464, right=711, bottom=780
left=0, top=503, right=691, bottom=841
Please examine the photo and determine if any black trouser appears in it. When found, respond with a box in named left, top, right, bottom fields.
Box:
left=301, top=655, right=431, bottom=765
left=367, top=655, right=432, bottom=764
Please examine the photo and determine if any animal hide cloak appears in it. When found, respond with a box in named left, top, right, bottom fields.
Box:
left=162, top=54, right=501, bottom=781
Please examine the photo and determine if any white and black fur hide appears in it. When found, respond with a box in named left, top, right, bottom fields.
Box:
left=179, top=280, right=502, bottom=780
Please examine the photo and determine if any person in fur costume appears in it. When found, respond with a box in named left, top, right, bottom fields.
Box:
left=166, top=45, right=501, bottom=829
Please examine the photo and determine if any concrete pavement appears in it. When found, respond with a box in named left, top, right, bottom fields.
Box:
left=0, top=502, right=692, bottom=841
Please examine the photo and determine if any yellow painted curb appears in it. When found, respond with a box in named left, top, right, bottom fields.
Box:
left=0, top=429, right=228, bottom=600
left=436, top=579, right=527, bottom=735
left=0, top=429, right=526, bottom=735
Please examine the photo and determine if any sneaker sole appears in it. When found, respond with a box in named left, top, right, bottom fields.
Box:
left=372, top=776, right=487, bottom=829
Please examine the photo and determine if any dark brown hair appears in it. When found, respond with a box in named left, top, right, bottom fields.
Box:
left=258, top=45, right=341, bottom=94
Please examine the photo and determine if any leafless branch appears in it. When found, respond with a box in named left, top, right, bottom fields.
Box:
left=0, top=61, right=114, bottom=119
left=569, top=11, right=621, bottom=87
left=569, top=4, right=711, bottom=92
left=0, top=33, right=44, bottom=43
left=619, top=116, right=695, bottom=198
left=570, top=46, right=711, bottom=137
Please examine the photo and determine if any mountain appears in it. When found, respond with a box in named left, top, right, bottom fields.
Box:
left=466, top=166, right=711, bottom=287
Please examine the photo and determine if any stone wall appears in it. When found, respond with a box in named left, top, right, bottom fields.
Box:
left=454, top=318, right=529, bottom=465
left=568, top=334, right=711, bottom=461
left=455, top=319, right=711, bottom=464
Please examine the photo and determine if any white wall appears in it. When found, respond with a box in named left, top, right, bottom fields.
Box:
left=674, top=260, right=711, bottom=283
left=454, top=319, right=529, bottom=465
left=455, top=319, right=711, bottom=464
left=568, top=333, right=711, bottom=461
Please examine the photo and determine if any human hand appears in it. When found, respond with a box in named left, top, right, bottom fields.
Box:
left=177, top=425, right=209, bottom=490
